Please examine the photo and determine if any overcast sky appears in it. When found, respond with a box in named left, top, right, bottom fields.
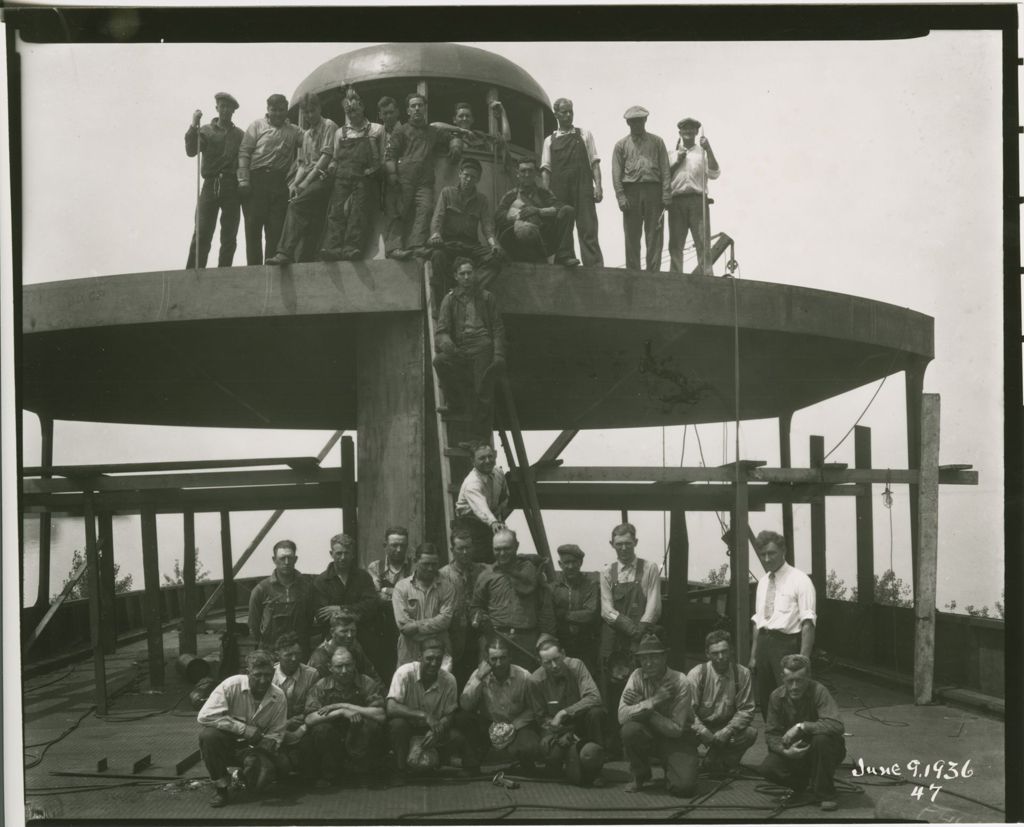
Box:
left=11, top=33, right=1005, bottom=611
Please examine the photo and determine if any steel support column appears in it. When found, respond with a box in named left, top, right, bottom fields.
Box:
left=341, top=435, right=357, bottom=538
left=905, top=364, right=927, bottom=596
left=97, top=511, right=117, bottom=653
left=140, top=507, right=165, bottom=688
left=732, top=472, right=750, bottom=662
left=179, top=511, right=197, bottom=655
left=778, top=411, right=795, bottom=565
left=83, top=495, right=107, bottom=714
left=666, top=509, right=688, bottom=669
left=34, top=414, right=54, bottom=609
left=809, top=435, right=826, bottom=601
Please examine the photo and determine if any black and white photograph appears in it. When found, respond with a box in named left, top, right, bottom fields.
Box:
left=1, top=6, right=1018, bottom=825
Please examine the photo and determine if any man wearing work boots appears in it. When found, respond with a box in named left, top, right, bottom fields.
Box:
left=618, top=633, right=699, bottom=797
left=387, top=639, right=482, bottom=783
left=237, top=94, right=302, bottom=264
left=495, top=158, right=579, bottom=266
left=667, top=117, right=720, bottom=275
left=304, top=647, right=387, bottom=788
left=687, top=630, right=757, bottom=776
left=433, top=259, right=506, bottom=443
left=265, top=93, right=338, bottom=265
left=427, top=156, right=502, bottom=303
left=184, top=91, right=243, bottom=269
left=759, top=654, right=846, bottom=812
left=197, top=650, right=287, bottom=808
left=529, top=634, right=607, bottom=787
left=541, top=97, right=604, bottom=266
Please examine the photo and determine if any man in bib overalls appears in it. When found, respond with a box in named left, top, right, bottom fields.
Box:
left=540, top=97, right=604, bottom=267
left=599, top=522, right=662, bottom=754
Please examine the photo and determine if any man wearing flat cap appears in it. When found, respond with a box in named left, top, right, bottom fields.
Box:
left=551, top=544, right=601, bottom=678
left=611, top=106, right=671, bottom=272
left=618, top=632, right=699, bottom=796
left=668, top=118, right=720, bottom=275
left=185, top=92, right=244, bottom=269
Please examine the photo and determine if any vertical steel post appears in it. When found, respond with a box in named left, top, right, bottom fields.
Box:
left=905, top=365, right=926, bottom=596
left=341, top=436, right=357, bottom=539
left=140, top=507, right=165, bottom=689
left=778, top=411, right=795, bottom=565
left=732, top=472, right=750, bottom=662
left=34, top=415, right=54, bottom=609
left=179, top=511, right=198, bottom=655
left=83, top=495, right=108, bottom=714
left=809, top=435, right=826, bottom=601
left=667, top=509, right=688, bottom=669
left=97, top=512, right=117, bottom=653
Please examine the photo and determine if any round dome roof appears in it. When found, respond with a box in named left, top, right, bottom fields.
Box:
left=292, top=42, right=551, bottom=108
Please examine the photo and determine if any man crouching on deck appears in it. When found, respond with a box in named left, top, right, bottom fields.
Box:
left=197, top=649, right=287, bottom=808
left=759, top=654, right=846, bottom=812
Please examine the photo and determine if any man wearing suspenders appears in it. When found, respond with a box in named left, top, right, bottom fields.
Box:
left=598, top=522, right=662, bottom=753
left=540, top=98, right=604, bottom=267
left=686, top=629, right=757, bottom=776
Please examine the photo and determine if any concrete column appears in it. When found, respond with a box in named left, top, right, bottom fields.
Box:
left=356, top=313, right=426, bottom=559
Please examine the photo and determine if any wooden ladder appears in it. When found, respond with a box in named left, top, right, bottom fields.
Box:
left=422, top=261, right=551, bottom=566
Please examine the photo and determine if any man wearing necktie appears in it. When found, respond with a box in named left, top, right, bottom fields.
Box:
left=748, top=531, right=817, bottom=721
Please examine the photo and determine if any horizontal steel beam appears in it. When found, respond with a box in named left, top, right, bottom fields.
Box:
left=21, top=455, right=325, bottom=477
left=22, top=467, right=343, bottom=494
left=21, top=482, right=351, bottom=517
left=525, top=466, right=977, bottom=485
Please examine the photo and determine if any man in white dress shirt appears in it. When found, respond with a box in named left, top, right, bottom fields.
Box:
left=748, top=530, right=816, bottom=720
left=454, top=443, right=510, bottom=564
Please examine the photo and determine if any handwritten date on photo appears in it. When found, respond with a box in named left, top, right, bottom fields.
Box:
left=852, top=758, right=973, bottom=803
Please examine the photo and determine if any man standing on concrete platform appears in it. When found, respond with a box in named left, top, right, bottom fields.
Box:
left=541, top=98, right=604, bottom=267
left=749, top=530, right=816, bottom=721
left=437, top=100, right=512, bottom=159
left=307, top=609, right=381, bottom=685
left=759, top=654, right=845, bottom=811
left=372, top=96, right=404, bottom=259
left=611, top=106, right=671, bottom=272
left=265, top=94, right=338, bottom=265
left=392, top=543, right=456, bottom=669
left=427, top=157, right=502, bottom=302
left=440, top=526, right=486, bottom=686
left=185, top=92, right=243, bottom=269
left=387, top=638, right=482, bottom=782
left=550, top=544, right=601, bottom=678
left=385, top=92, right=461, bottom=260
left=459, top=636, right=544, bottom=773
left=319, top=87, right=382, bottom=262
left=434, top=261, right=506, bottom=443
left=599, top=522, right=662, bottom=749
left=687, top=629, right=757, bottom=776
left=667, top=117, right=720, bottom=275
left=237, top=94, right=302, bottom=265
left=454, top=444, right=511, bottom=564
left=529, top=634, right=607, bottom=787
left=495, top=158, right=580, bottom=266
left=304, top=647, right=387, bottom=787
left=197, top=649, right=287, bottom=808
left=470, top=529, right=556, bottom=670
left=312, top=533, right=378, bottom=651
left=248, top=539, right=316, bottom=657
left=367, top=526, right=413, bottom=679
left=618, top=633, right=699, bottom=796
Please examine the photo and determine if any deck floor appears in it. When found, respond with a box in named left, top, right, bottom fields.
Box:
left=20, top=629, right=1006, bottom=823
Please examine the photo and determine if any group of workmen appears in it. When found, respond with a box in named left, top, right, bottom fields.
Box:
left=185, top=87, right=720, bottom=279
left=197, top=508, right=846, bottom=812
